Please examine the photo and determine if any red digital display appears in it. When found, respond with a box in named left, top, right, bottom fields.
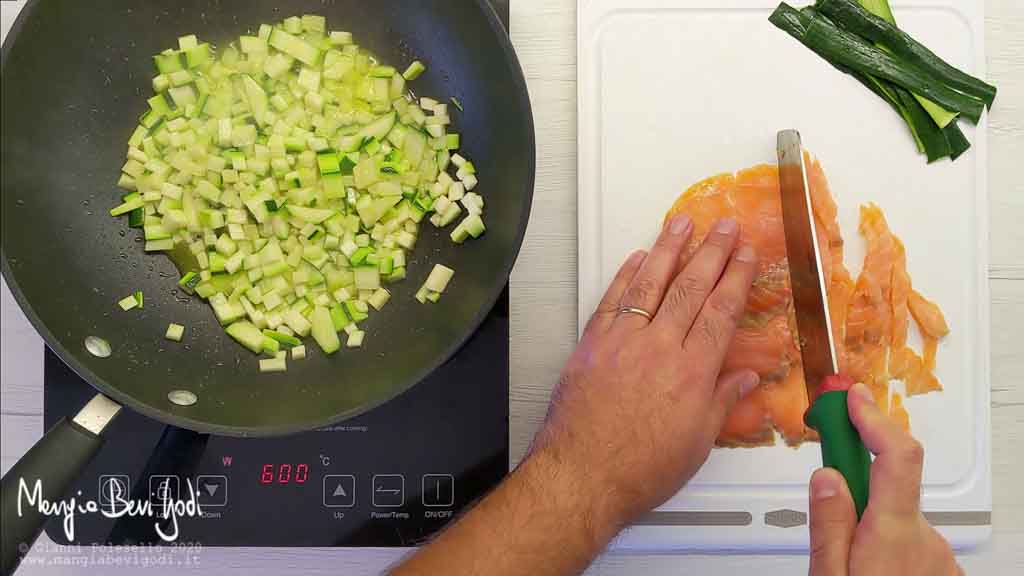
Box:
left=260, top=463, right=309, bottom=485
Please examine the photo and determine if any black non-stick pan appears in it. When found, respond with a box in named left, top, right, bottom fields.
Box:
left=0, top=0, right=534, bottom=571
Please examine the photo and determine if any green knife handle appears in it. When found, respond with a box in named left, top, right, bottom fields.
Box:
left=804, top=375, right=871, bottom=518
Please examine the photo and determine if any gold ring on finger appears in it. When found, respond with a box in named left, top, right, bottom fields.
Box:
left=617, top=306, right=653, bottom=321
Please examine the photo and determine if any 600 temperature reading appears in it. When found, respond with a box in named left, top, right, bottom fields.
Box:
left=260, top=463, right=309, bottom=485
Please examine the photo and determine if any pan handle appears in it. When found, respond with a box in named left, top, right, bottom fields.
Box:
left=1, top=394, right=121, bottom=574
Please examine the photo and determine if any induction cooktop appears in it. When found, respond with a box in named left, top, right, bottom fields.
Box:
left=41, top=0, right=511, bottom=548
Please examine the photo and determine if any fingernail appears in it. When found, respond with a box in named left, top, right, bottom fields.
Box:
left=714, top=218, right=738, bottom=235
left=735, top=245, right=757, bottom=263
left=851, top=382, right=874, bottom=404
left=739, top=371, right=760, bottom=397
left=668, top=215, right=692, bottom=236
left=627, top=250, right=646, bottom=265
left=811, top=469, right=840, bottom=501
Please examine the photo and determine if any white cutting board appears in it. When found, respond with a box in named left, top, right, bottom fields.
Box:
left=577, top=0, right=991, bottom=551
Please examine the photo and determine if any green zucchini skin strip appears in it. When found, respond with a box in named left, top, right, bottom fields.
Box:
left=857, top=0, right=894, bottom=23
left=819, top=0, right=996, bottom=108
left=770, top=4, right=983, bottom=124
left=775, top=5, right=951, bottom=161
left=855, top=0, right=956, bottom=130
left=852, top=69, right=950, bottom=161
left=942, top=122, right=971, bottom=161
left=804, top=7, right=983, bottom=123
left=852, top=0, right=972, bottom=158
left=890, top=84, right=951, bottom=163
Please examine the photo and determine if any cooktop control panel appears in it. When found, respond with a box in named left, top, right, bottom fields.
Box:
left=43, top=292, right=508, bottom=547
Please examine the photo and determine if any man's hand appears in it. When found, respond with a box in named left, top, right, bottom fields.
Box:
left=532, top=214, right=759, bottom=527
left=393, top=216, right=759, bottom=575
left=809, top=382, right=961, bottom=576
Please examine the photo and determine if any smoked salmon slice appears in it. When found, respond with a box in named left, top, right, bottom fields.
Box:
left=664, top=154, right=946, bottom=446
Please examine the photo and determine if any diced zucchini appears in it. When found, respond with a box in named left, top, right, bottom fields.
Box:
left=346, top=330, right=365, bottom=348
left=242, top=75, right=269, bottom=125
left=330, top=305, right=350, bottom=330
left=259, top=356, right=288, bottom=372
left=118, top=294, right=140, bottom=311
left=269, top=28, right=321, bottom=66
left=226, top=321, right=266, bottom=353
left=354, top=267, right=380, bottom=290
left=402, top=60, right=426, bottom=81
left=262, top=336, right=281, bottom=356
left=145, top=238, right=175, bottom=251
left=462, top=214, right=485, bottom=238
left=286, top=204, right=336, bottom=224
left=186, top=43, right=211, bottom=68
left=424, top=264, right=454, bottom=293
left=239, top=35, right=267, bottom=54
left=310, top=306, right=341, bottom=354
left=368, top=288, right=390, bottom=310
left=110, top=18, right=487, bottom=361
left=154, top=51, right=184, bottom=74
left=164, top=323, right=185, bottom=342
left=284, top=308, right=312, bottom=336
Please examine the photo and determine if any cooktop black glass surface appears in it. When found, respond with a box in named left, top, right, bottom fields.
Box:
left=43, top=287, right=508, bottom=547
left=42, top=1, right=511, bottom=548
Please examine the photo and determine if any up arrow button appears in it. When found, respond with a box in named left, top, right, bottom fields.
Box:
left=323, top=475, right=356, bottom=508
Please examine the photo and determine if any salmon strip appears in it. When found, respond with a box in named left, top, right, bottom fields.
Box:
left=923, top=337, right=938, bottom=372
left=890, top=393, right=911, bottom=431
left=830, top=273, right=856, bottom=374
left=871, top=383, right=890, bottom=416
left=888, top=237, right=916, bottom=383
left=890, top=238, right=911, bottom=352
left=806, top=154, right=843, bottom=253
left=907, top=358, right=942, bottom=395
left=763, top=367, right=812, bottom=445
left=909, top=290, right=950, bottom=338
left=845, top=204, right=896, bottom=392
left=665, top=156, right=947, bottom=446
left=889, top=345, right=942, bottom=396
left=889, top=345, right=915, bottom=381
left=887, top=237, right=943, bottom=397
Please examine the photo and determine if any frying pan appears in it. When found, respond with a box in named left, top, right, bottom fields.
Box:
left=0, top=0, right=533, bottom=571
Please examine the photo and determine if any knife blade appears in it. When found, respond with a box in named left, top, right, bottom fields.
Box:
left=776, top=129, right=838, bottom=401
left=777, top=129, right=871, bottom=518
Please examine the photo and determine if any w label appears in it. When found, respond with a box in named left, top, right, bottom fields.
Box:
left=221, top=456, right=233, bottom=467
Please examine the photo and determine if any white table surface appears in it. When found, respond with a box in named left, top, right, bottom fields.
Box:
left=2, top=1, right=1022, bottom=574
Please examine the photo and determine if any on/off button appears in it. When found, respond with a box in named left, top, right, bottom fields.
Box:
left=422, top=475, right=454, bottom=507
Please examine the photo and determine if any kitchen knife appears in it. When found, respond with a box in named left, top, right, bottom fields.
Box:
left=777, top=129, right=871, bottom=518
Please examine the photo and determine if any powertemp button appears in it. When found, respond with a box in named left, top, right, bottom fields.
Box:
left=372, top=475, right=405, bottom=508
